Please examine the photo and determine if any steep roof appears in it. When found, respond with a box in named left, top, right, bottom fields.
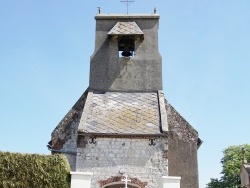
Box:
left=51, top=90, right=201, bottom=147
left=78, top=92, right=161, bottom=135
left=166, top=101, right=201, bottom=146
left=51, top=89, right=88, bottom=149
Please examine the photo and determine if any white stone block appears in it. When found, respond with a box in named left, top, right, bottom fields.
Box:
left=159, top=176, right=181, bottom=188
left=70, top=172, right=93, bottom=188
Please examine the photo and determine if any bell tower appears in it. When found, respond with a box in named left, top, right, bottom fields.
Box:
left=89, top=14, right=162, bottom=92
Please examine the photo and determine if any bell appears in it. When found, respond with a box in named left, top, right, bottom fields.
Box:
left=121, top=46, right=132, bottom=57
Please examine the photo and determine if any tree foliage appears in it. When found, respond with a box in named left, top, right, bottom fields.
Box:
left=207, top=144, right=250, bottom=188
left=0, top=151, right=70, bottom=188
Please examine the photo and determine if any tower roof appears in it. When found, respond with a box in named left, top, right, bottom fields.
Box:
left=108, top=21, right=144, bottom=36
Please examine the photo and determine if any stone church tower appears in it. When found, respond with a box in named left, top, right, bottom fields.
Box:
left=49, top=13, right=202, bottom=188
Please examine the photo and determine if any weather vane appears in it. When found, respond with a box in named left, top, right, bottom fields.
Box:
left=120, top=0, right=135, bottom=14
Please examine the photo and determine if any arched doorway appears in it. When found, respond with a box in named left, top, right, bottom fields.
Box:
left=104, top=182, right=140, bottom=188
left=99, top=176, right=147, bottom=188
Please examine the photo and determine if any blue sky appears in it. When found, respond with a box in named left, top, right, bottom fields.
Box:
left=0, top=0, right=249, bottom=187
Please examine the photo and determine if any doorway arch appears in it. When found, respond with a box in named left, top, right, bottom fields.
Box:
left=99, top=176, right=148, bottom=188
left=103, top=182, right=140, bottom=188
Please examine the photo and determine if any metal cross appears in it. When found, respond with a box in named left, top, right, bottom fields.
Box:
left=121, top=174, right=131, bottom=188
left=120, top=0, right=135, bottom=14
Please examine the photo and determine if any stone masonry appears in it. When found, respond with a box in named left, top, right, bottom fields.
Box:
left=76, top=136, right=168, bottom=188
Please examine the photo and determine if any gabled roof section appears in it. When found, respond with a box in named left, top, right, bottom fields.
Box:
left=108, top=22, right=144, bottom=36
left=50, top=89, right=88, bottom=149
left=166, top=100, right=202, bottom=147
left=78, top=92, right=161, bottom=135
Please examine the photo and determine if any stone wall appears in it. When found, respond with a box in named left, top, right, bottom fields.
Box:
left=76, top=136, right=168, bottom=188
left=168, top=134, right=199, bottom=188
left=166, top=101, right=200, bottom=188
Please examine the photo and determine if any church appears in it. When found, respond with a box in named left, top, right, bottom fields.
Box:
left=48, top=10, right=202, bottom=188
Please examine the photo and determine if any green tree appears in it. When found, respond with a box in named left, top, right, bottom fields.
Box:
left=207, top=144, right=250, bottom=188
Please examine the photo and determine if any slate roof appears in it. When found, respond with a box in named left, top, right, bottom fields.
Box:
left=51, top=89, right=201, bottom=147
left=78, top=92, right=161, bottom=134
left=108, top=22, right=144, bottom=36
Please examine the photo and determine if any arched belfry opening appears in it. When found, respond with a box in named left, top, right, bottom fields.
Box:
left=118, top=36, right=135, bottom=57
